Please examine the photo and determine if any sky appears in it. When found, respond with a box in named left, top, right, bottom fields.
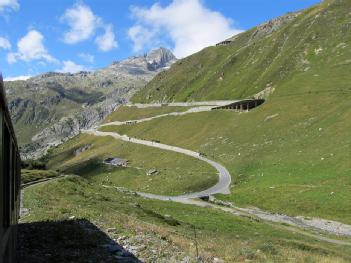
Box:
left=0, top=0, right=321, bottom=80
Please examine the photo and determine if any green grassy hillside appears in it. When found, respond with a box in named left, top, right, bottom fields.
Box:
left=46, top=134, right=217, bottom=196
left=21, top=169, right=59, bottom=184
left=132, top=0, right=351, bottom=103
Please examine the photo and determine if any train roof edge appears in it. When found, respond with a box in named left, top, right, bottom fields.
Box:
left=0, top=74, right=20, bottom=151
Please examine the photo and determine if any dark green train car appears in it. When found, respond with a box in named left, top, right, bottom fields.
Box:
left=0, top=75, right=21, bottom=263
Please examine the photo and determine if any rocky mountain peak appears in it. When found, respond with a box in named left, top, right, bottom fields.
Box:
left=108, top=47, right=177, bottom=73
left=146, top=47, right=177, bottom=70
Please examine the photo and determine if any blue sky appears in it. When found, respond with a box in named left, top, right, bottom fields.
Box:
left=0, top=0, right=320, bottom=80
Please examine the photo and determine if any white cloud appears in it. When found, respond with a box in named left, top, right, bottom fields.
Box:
left=0, top=36, right=11, bottom=49
left=128, top=25, right=156, bottom=53
left=7, top=30, right=58, bottom=64
left=0, top=0, right=19, bottom=12
left=78, top=52, right=94, bottom=63
left=129, top=0, right=242, bottom=58
left=6, top=52, right=16, bottom=63
left=95, top=24, right=118, bottom=52
left=59, top=60, right=86, bottom=73
left=4, top=75, right=31, bottom=81
left=61, top=2, right=101, bottom=44
left=61, top=2, right=117, bottom=52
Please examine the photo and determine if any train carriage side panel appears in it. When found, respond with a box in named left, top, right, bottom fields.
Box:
left=0, top=76, right=20, bottom=263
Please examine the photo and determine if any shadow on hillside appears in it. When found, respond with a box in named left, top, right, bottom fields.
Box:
left=17, top=219, right=142, bottom=263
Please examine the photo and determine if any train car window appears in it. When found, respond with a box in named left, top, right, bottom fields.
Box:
left=3, top=123, right=11, bottom=228
left=15, top=155, right=20, bottom=221
left=11, top=142, right=15, bottom=213
left=15, top=156, right=19, bottom=203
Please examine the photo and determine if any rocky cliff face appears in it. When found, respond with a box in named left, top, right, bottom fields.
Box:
left=5, top=47, right=176, bottom=159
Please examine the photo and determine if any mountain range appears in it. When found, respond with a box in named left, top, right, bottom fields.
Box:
left=5, top=47, right=176, bottom=159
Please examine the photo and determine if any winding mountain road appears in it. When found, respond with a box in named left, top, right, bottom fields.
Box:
left=81, top=104, right=351, bottom=243
left=100, top=105, right=219, bottom=127
left=83, top=129, right=231, bottom=201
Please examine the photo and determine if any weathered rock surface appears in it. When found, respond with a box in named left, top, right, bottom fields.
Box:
left=228, top=11, right=300, bottom=43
